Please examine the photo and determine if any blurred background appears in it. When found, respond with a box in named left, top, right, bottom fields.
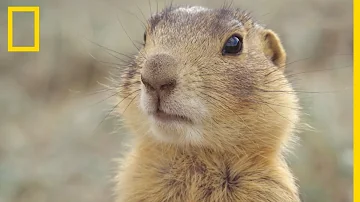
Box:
left=0, top=0, right=353, bottom=201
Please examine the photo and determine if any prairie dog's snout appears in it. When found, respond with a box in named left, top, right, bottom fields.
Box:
left=141, top=53, right=178, bottom=95
left=139, top=50, right=207, bottom=130
left=139, top=53, right=191, bottom=122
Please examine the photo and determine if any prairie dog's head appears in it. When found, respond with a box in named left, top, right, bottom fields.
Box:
left=116, top=5, right=299, bottom=153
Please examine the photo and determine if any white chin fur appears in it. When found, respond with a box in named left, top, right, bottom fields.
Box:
left=149, top=121, right=204, bottom=145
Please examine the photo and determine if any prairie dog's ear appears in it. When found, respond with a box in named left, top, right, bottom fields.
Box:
left=262, top=29, right=286, bottom=68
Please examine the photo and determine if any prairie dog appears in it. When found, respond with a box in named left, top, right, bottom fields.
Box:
left=114, top=5, right=301, bottom=202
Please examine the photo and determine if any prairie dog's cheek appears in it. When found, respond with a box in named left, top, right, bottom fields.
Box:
left=167, top=91, right=209, bottom=124
left=186, top=98, right=209, bottom=122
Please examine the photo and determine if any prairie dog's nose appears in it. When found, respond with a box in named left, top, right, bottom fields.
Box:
left=141, top=54, right=178, bottom=92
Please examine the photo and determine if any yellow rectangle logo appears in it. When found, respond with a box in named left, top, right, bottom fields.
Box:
left=8, top=6, right=40, bottom=52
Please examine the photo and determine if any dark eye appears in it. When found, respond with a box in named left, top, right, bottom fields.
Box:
left=222, top=35, right=243, bottom=55
left=143, top=32, right=147, bottom=43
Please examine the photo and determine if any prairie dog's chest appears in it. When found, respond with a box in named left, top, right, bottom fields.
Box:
left=120, top=151, right=246, bottom=202
left=117, top=146, right=299, bottom=202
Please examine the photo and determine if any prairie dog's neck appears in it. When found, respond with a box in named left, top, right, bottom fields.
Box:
left=133, top=135, right=279, bottom=163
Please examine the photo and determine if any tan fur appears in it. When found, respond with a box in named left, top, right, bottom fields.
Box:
left=113, top=5, right=301, bottom=202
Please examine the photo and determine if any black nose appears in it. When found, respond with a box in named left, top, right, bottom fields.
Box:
left=141, top=53, right=178, bottom=94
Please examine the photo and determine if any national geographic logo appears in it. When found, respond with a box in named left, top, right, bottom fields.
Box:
left=7, top=6, right=40, bottom=52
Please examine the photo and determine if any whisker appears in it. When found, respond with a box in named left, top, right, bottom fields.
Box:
left=265, top=53, right=353, bottom=77
left=123, top=93, right=139, bottom=114
left=156, top=0, right=159, bottom=14
left=87, top=84, right=138, bottom=108
left=265, top=65, right=352, bottom=85
left=135, top=2, right=148, bottom=23
left=91, top=89, right=140, bottom=135
left=86, top=52, right=126, bottom=67
left=78, top=37, right=131, bottom=70
left=148, top=0, right=153, bottom=15
left=119, top=81, right=142, bottom=88
left=68, top=87, right=115, bottom=97
left=121, top=8, right=147, bottom=29
left=286, top=65, right=352, bottom=76
left=134, top=40, right=145, bottom=46
left=82, top=37, right=134, bottom=60
left=116, top=14, right=147, bottom=60
left=223, top=0, right=235, bottom=9
left=260, top=99, right=296, bottom=125
left=194, top=64, right=351, bottom=80
left=249, top=94, right=302, bottom=110
left=255, top=87, right=351, bottom=94
left=102, top=0, right=147, bottom=28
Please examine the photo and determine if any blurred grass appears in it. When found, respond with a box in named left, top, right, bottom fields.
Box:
left=0, top=0, right=353, bottom=202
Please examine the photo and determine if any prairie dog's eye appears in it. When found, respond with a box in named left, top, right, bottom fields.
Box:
left=143, top=32, right=147, bottom=43
left=222, top=35, right=243, bottom=55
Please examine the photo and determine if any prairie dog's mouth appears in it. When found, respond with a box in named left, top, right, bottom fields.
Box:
left=151, top=110, right=193, bottom=124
